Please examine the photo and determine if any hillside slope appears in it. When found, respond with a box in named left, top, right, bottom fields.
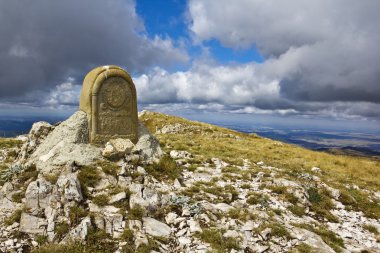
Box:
left=0, top=110, right=379, bottom=253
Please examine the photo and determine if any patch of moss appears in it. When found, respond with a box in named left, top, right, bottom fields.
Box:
left=18, top=164, right=39, bottom=184
left=135, top=238, right=160, bottom=253
left=86, top=227, right=117, bottom=253
left=246, top=192, right=269, bottom=206
left=97, top=160, right=119, bottom=178
left=289, top=205, right=306, bottom=217
left=69, top=206, right=88, bottom=226
left=4, top=209, right=22, bottom=226
left=78, top=165, right=101, bottom=187
left=195, top=228, right=240, bottom=252
left=145, top=155, right=181, bottom=181
left=55, top=222, right=70, bottom=241
left=32, top=242, right=84, bottom=253
left=227, top=208, right=257, bottom=221
left=128, top=205, right=144, bottom=220
left=291, top=243, right=313, bottom=253
left=120, top=228, right=135, bottom=252
left=339, top=188, right=380, bottom=219
left=36, top=235, right=48, bottom=246
left=0, top=138, right=22, bottom=149
left=92, top=194, right=110, bottom=206
left=363, top=224, right=379, bottom=235
left=77, top=165, right=101, bottom=198
left=44, top=173, right=59, bottom=184
left=11, top=191, right=25, bottom=203
left=295, top=223, right=344, bottom=252
left=307, top=187, right=338, bottom=222
left=256, top=222, right=292, bottom=240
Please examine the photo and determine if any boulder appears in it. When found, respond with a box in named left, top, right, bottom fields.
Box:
left=109, top=192, right=126, bottom=204
left=290, top=227, right=336, bottom=253
left=102, top=138, right=134, bottom=159
left=143, top=217, right=171, bottom=238
left=25, top=178, right=53, bottom=212
left=133, top=122, right=163, bottom=161
left=170, top=150, right=193, bottom=159
left=56, top=173, right=83, bottom=203
left=19, top=213, right=47, bottom=234
left=62, top=217, right=92, bottom=242
left=30, top=111, right=101, bottom=173
left=29, top=121, right=54, bottom=144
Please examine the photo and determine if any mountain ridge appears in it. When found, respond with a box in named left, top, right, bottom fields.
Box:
left=0, top=110, right=379, bottom=252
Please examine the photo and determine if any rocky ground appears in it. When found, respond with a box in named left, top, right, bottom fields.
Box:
left=0, top=111, right=379, bottom=253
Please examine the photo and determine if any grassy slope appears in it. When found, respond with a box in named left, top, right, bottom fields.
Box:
left=140, top=111, right=380, bottom=192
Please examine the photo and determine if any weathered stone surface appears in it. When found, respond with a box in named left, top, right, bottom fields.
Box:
left=56, top=173, right=83, bottom=203
left=290, top=227, right=336, bottom=253
left=30, top=111, right=101, bottom=173
left=19, top=213, right=47, bottom=234
left=29, top=122, right=53, bottom=143
left=133, top=122, right=163, bottom=161
left=170, top=150, right=192, bottom=159
left=80, top=66, right=138, bottom=144
left=62, top=217, right=92, bottom=242
left=102, top=138, right=134, bottom=159
left=143, top=217, right=171, bottom=238
left=25, top=178, right=53, bottom=212
left=109, top=192, right=126, bottom=204
left=17, top=121, right=54, bottom=161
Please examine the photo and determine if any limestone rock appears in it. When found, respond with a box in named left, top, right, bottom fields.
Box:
left=170, top=150, right=192, bottom=159
left=133, top=122, right=163, bottom=161
left=102, top=138, right=134, bottom=159
left=213, top=203, right=233, bottom=212
left=25, top=178, right=53, bottom=212
left=29, top=122, right=53, bottom=144
left=290, top=227, right=336, bottom=253
left=19, top=213, right=47, bottom=234
left=30, top=111, right=101, bottom=173
left=17, top=121, right=53, bottom=161
left=56, top=173, right=83, bottom=203
left=109, top=192, right=126, bottom=204
left=143, top=217, right=171, bottom=238
left=62, top=217, right=92, bottom=242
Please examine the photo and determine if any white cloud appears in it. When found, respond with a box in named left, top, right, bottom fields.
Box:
left=185, top=0, right=380, bottom=119
left=134, top=63, right=280, bottom=105
left=44, top=78, right=81, bottom=108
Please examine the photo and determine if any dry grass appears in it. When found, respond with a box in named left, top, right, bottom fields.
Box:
left=140, top=112, right=380, bottom=191
left=0, top=138, right=22, bottom=149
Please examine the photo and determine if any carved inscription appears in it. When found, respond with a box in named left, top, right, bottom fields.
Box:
left=98, top=77, right=133, bottom=135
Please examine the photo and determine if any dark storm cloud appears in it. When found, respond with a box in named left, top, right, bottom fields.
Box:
left=0, top=0, right=187, bottom=100
left=187, top=0, right=380, bottom=119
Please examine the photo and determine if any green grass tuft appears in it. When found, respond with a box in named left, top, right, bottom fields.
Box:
left=195, top=228, right=240, bottom=252
left=145, top=155, right=182, bottom=181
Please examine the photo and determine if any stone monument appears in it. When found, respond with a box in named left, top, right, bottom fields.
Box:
left=79, top=65, right=138, bottom=144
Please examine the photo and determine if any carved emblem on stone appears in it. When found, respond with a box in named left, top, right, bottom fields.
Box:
left=105, top=79, right=127, bottom=108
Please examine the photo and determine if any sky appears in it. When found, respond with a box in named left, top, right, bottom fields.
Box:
left=0, top=0, right=379, bottom=132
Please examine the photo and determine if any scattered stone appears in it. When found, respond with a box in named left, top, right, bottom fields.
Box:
left=223, top=230, right=239, bottom=238
left=102, top=138, right=134, bottom=159
left=188, top=220, right=202, bottom=233
left=25, top=178, right=53, bottom=212
left=109, top=192, right=126, bottom=204
left=143, top=217, right=171, bottom=238
left=62, top=217, right=92, bottom=242
left=214, top=203, right=233, bottom=212
left=56, top=173, right=83, bottom=203
left=19, top=213, right=47, bottom=234
left=170, top=150, right=192, bottom=159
